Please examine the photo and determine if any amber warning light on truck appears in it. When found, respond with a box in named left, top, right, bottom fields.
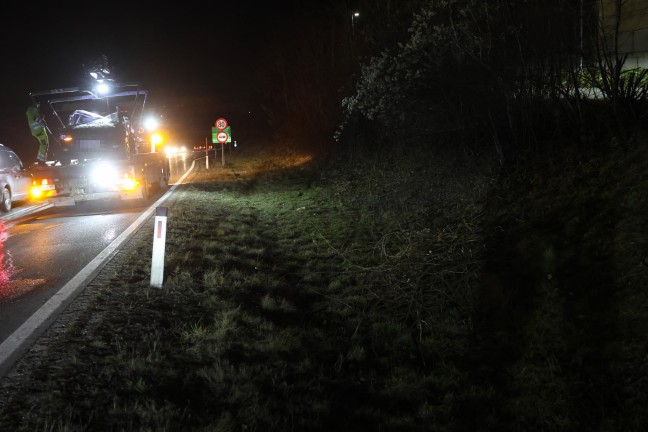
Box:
left=30, top=179, right=56, bottom=198
left=30, top=165, right=140, bottom=200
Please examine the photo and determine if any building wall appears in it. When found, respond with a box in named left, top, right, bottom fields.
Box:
left=600, top=0, right=648, bottom=68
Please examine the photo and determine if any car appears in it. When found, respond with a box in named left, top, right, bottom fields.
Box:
left=0, top=143, right=34, bottom=212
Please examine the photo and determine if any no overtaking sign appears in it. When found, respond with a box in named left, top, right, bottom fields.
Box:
left=217, top=131, right=228, bottom=143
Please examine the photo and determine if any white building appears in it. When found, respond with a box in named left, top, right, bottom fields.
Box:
left=599, top=0, right=648, bottom=68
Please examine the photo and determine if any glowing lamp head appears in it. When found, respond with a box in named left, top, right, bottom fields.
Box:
left=91, top=163, right=117, bottom=183
left=121, top=176, right=138, bottom=191
left=30, top=185, right=42, bottom=198
left=151, top=133, right=163, bottom=146
left=144, top=117, right=159, bottom=131
left=95, top=82, right=111, bottom=95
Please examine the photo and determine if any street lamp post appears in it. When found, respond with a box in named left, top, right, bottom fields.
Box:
left=351, top=11, right=360, bottom=37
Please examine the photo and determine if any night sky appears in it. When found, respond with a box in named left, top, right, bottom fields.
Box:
left=0, top=2, right=301, bottom=163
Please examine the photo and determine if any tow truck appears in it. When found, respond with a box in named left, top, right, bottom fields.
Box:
left=27, top=62, right=170, bottom=206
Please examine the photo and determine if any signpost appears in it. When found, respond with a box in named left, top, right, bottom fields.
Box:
left=217, top=131, right=228, bottom=166
left=212, top=118, right=232, bottom=166
left=214, top=118, right=229, bottom=166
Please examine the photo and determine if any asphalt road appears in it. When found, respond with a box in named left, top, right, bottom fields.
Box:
left=0, top=153, right=195, bottom=376
left=0, top=199, right=148, bottom=342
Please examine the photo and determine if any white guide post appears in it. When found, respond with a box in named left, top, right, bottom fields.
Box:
left=150, top=206, right=168, bottom=288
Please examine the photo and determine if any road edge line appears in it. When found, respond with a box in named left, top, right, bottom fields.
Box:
left=0, top=160, right=196, bottom=378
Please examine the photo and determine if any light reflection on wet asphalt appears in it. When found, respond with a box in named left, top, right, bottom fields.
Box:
left=0, top=154, right=188, bottom=344
left=0, top=200, right=145, bottom=343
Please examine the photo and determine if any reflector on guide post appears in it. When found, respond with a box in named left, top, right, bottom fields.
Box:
left=150, top=207, right=168, bottom=288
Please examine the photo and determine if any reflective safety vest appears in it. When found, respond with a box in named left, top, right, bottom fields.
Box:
left=26, top=106, right=49, bottom=162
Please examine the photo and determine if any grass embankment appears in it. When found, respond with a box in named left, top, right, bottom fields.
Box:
left=1, top=140, right=648, bottom=431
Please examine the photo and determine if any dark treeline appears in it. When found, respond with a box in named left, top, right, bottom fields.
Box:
left=251, top=0, right=648, bottom=161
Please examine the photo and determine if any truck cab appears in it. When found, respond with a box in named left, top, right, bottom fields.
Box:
left=27, top=82, right=170, bottom=205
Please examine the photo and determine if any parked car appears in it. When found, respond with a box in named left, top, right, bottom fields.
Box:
left=0, top=144, right=33, bottom=212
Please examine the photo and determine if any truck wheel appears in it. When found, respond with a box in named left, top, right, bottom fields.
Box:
left=0, top=187, right=11, bottom=212
left=140, top=182, right=149, bottom=201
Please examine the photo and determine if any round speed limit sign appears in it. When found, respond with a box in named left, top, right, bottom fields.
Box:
left=215, top=118, right=228, bottom=130
left=217, top=131, right=229, bottom=143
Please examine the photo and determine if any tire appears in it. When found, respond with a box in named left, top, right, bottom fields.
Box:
left=0, top=187, right=11, bottom=212
left=140, top=181, right=150, bottom=201
left=160, top=161, right=170, bottom=190
left=138, top=167, right=149, bottom=201
left=159, top=171, right=169, bottom=190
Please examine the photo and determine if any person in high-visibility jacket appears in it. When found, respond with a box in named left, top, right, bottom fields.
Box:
left=26, top=105, right=49, bottom=163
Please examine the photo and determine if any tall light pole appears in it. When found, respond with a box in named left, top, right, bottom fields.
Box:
left=351, top=11, right=360, bottom=37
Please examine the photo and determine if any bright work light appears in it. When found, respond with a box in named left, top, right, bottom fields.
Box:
left=144, top=117, right=159, bottom=131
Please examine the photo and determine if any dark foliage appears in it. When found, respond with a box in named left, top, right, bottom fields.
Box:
left=338, top=0, right=647, bottom=164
